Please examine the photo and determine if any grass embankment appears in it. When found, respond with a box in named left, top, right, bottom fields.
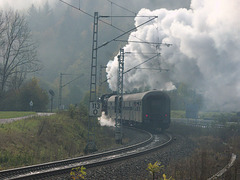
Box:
left=164, top=111, right=240, bottom=179
left=0, top=111, right=36, bottom=119
left=0, top=112, right=117, bottom=170
left=171, top=110, right=238, bottom=121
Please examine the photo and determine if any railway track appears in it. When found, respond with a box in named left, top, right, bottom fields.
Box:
left=0, top=127, right=172, bottom=180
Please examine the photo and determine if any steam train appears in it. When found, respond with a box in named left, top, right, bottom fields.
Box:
left=101, top=90, right=171, bottom=130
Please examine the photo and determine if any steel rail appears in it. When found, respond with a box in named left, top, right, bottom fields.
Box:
left=0, top=127, right=152, bottom=179
left=10, top=132, right=172, bottom=179
left=207, top=153, right=237, bottom=180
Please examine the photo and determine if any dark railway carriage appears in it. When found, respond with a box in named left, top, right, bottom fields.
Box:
left=106, top=90, right=170, bottom=130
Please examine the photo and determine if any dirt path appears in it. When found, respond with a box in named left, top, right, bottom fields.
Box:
left=0, top=113, right=55, bottom=124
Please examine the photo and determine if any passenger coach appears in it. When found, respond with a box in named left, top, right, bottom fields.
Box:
left=106, top=90, right=171, bottom=130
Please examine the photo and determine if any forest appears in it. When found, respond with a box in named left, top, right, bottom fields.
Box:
left=0, top=0, right=194, bottom=111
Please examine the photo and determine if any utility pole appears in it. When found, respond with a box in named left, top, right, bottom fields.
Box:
left=58, top=73, right=83, bottom=110
left=49, top=89, right=55, bottom=112
left=58, top=73, right=63, bottom=110
left=115, top=48, right=124, bottom=144
left=85, top=12, right=100, bottom=153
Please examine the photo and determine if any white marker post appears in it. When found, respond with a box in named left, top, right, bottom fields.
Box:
left=89, top=102, right=102, bottom=117
left=29, top=100, right=33, bottom=111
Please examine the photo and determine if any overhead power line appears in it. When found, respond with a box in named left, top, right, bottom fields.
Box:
left=106, top=0, right=136, bottom=15
left=125, top=52, right=159, bottom=55
left=62, top=74, right=83, bottom=88
left=124, top=53, right=160, bottom=74
left=58, top=73, right=83, bottom=110
left=99, top=15, right=157, bottom=18
left=59, top=0, right=159, bottom=49
left=97, top=16, right=157, bottom=49
left=59, top=0, right=130, bottom=33
left=100, top=53, right=160, bottom=85
left=59, top=0, right=93, bottom=17
left=134, top=67, right=169, bottom=71
left=114, top=39, right=172, bottom=47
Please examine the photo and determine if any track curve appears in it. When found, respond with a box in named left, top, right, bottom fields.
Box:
left=0, top=127, right=172, bottom=180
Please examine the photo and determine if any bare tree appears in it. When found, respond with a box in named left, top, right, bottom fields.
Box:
left=0, top=11, right=6, bottom=52
left=0, top=9, right=41, bottom=94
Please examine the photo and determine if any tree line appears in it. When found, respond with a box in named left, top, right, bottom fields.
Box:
left=0, top=9, right=47, bottom=111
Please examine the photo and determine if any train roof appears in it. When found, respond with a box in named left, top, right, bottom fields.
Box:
left=108, top=90, right=169, bottom=102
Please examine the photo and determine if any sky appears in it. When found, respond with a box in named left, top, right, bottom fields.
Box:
left=0, top=0, right=58, bottom=10
left=0, top=0, right=190, bottom=11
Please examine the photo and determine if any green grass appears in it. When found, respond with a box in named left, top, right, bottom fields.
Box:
left=171, top=110, right=238, bottom=120
left=198, top=111, right=236, bottom=120
left=171, top=110, right=186, bottom=118
left=0, top=111, right=36, bottom=119
left=0, top=112, right=118, bottom=170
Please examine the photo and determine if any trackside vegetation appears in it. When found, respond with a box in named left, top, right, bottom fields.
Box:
left=0, top=106, right=118, bottom=170
left=70, top=162, right=174, bottom=180
left=1, top=106, right=239, bottom=179
left=0, top=78, right=49, bottom=111
left=165, top=119, right=240, bottom=179
left=70, top=166, right=87, bottom=180
left=146, top=161, right=173, bottom=180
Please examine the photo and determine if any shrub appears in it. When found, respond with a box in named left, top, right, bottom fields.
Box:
left=70, top=166, right=86, bottom=180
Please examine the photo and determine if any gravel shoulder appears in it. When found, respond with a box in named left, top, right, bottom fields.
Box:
left=84, top=133, right=194, bottom=180
left=57, top=131, right=194, bottom=180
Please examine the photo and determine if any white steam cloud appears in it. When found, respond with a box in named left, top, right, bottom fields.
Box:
left=98, top=112, right=115, bottom=127
left=106, top=0, right=240, bottom=111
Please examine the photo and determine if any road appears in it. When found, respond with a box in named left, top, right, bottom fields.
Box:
left=0, top=113, right=55, bottom=124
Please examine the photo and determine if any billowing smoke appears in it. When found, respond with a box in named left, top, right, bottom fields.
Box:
left=106, top=0, right=240, bottom=111
left=98, top=112, right=115, bottom=127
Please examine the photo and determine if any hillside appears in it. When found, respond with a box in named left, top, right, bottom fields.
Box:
left=0, top=110, right=116, bottom=170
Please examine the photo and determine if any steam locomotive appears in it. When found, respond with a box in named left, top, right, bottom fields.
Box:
left=101, top=90, right=171, bottom=130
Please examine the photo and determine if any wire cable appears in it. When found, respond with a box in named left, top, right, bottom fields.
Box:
left=59, top=0, right=160, bottom=49
left=114, top=40, right=172, bottom=46
left=97, top=16, right=157, bottom=49
left=62, top=74, right=83, bottom=87
left=60, top=0, right=93, bottom=18
left=106, top=0, right=136, bottom=15
left=124, top=53, right=160, bottom=74
left=134, top=67, right=169, bottom=71
left=100, top=53, right=160, bottom=85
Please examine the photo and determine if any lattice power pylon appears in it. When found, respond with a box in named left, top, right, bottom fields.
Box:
left=115, top=48, right=124, bottom=144
left=85, top=12, right=99, bottom=153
